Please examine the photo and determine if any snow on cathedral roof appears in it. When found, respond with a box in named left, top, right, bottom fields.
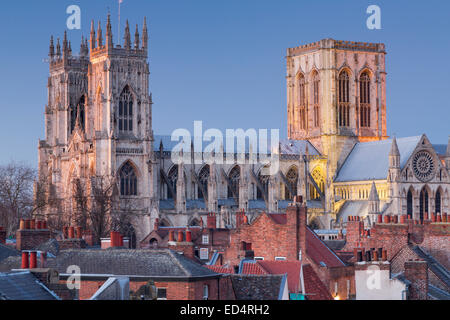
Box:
left=334, top=136, right=422, bottom=182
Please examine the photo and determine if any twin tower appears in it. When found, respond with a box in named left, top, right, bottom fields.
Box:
left=38, top=15, right=156, bottom=240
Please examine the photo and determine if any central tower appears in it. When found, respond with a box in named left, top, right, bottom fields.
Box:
left=286, top=39, right=387, bottom=177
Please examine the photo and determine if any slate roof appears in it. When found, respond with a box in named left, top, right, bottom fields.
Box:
left=335, top=136, right=422, bottom=182
left=412, top=246, right=450, bottom=288
left=154, top=135, right=320, bottom=156
left=428, top=284, right=450, bottom=300
left=278, top=200, right=323, bottom=210
left=0, top=271, right=59, bottom=300
left=0, top=244, right=19, bottom=263
left=0, top=249, right=219, bottom=279
left=230, top=274, right=284, bottom=300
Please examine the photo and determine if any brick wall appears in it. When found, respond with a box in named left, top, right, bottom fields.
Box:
left=223, top=204, right=306, bottom=266
left=16, top=229, right=52, bottom=251
left=405, top=260, right=428, bottom=300
left=344, top=217, right=449, bottom=262
left=73, top=277, right=231, bottom=300
left=0, top=228, right=6, bottom=244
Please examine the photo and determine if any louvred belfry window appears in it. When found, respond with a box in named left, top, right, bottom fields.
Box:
left=297, top=74, right=307, bottom=130
left=359, top=72, right=371, bottom=128
left=312, top=72, right=320, bottom=128
left=338, top=71, right=350, bottom=127
left=118, top=86, right=133, bottom=134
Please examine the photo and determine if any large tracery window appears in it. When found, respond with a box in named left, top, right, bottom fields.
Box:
left=312, top=72, right=320, bottom=128
left=285, top=167, right=298, bottom=200
left=228, top=166, right=240, bottom=199
left=118, top=86, right=134, bottom=134
left=119, top=162, right=137, bottom=196
left=198, top=165, right=210, bottom=200
left=257, top=170, right=269, bottom=200
left=359, top=72, right=371, bottom=128
left=167, top=165, right=178, bottom=199
left=435, top=190, right=442, bottom=214
left=338, top=71, right=350, bottom=127
left=297, top=74, right=307, bottom=130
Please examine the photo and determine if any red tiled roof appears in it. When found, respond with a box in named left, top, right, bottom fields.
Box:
left=265, top=213, right=346, bottom=268
left=258, top=261, right=301, bottom=293
left=302, top=265, right=333, bottom=300
left=267, top=213, right=287, bottom=225
left=306, top=228, right=345, bottom=268
left=241, top=261, right=269, bottom=275
left=246, top=260, right=332, bottom=300
left=205, top=265, right=234, bottom=274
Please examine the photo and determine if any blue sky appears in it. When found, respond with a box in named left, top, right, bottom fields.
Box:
left=0, top=0, right=449, bottom=166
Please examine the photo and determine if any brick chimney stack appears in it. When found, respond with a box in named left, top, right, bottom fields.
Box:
left=0, top=226, right=6, bottom=244
left=207, top=212, right=217, bottom=229
left=16, top=219, right=51, bottom=251
left=287, top=195, right=306, bottom=261
left=168, top=230, right=195, bottom=260
left=404, top=260, right=428, bottom=300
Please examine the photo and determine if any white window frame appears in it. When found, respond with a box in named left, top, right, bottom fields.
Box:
left=156, top=287, right=167, bottom=300
left=254, top=257, right=265, bottom=261
left=275, top=257, right=286, bottom=261
left=202, top=235, right=209, bottom=245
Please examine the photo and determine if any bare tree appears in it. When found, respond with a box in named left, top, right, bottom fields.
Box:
left=71, top=173, right=139, bottom=245
left=0, top=162, right=36, bottom=236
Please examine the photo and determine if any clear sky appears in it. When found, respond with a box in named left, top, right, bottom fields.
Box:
left=0, top=0, right=449, bottom=166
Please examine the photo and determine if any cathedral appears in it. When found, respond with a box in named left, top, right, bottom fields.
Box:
left=37, top=16, right=450, bottom=245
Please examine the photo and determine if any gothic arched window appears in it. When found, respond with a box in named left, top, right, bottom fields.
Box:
left=338, top=71, right=350, bottom=127
left=297, top=74, right=307, bottom=130
left=310, top=167, right=325, bottom=200
left=407, top=189, right=413, bottom=217
left=359, top=72, right=371, bottom=128
left=198, top=165, right=210, bottom=200
left=119, top=162, right=137, bottom=196
left=419, top=187, right=428, bottom=221
left=285, top=167, right=298, bottom=200
left=312, top=72, right=320, bottom=128
left=435, top=190, right=442, bottom=214
left=228, top=166, right=240, bottom=199
left=257, top=170, right=269, bottom=200
left=167, top=165, right=178, bottom=199
left=118, top=86, right=134, bottom=134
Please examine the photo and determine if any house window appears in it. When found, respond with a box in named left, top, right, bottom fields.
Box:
left=157, top=288, right=167, bottom=300
left=435, top=190, right=442, bottom=214
left=202, top=235, right=209, bottom=245
left=118, top=86, right=133, bottom=134
left=359, top=72, right=371, bottom=128
left=254, top=257, right=264, bottom=261
left=203, top=285, right=209, bottom=300
left=200, top=248, right=209, bottom=260
left=338, top=71, right=350, bottom=127
left=275, top=257, right=286, bottom=261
